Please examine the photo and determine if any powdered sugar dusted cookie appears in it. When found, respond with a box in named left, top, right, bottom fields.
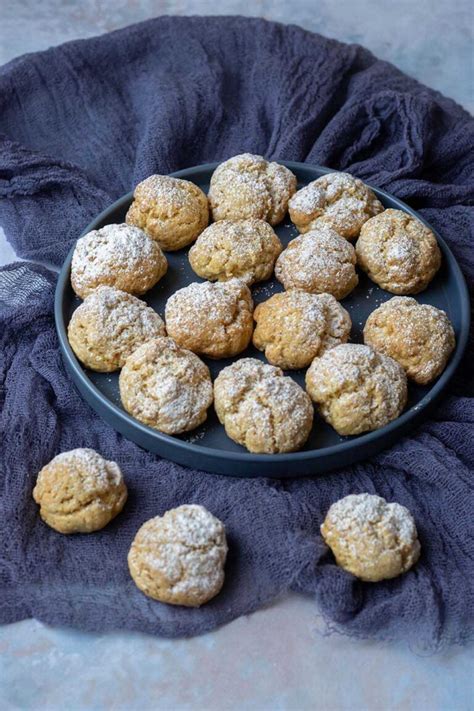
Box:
left=165, top=278, right=254, bottom=359
left=321, top=493, right=420, bottom=581
left=363, top=296, right=455, bottom=384
left=214, top=358, right=314, bottom=453
left=306, top=344, right=407, bottom=435
left=119, top=337, right=213, bottom=435
left=289, top=172, right=383, bottom=240
left=126, top=174, right=209, bottom=251
left=68, top=286, right=166, bottom=372
left=356, top=209, right=441, bottom=294
left=253, top=291, right=351, bottom=370
left=128, top=504, right=227, bottom=607
left=275, top=226, right=358, bottom=300
left=188, top=219, right=283, bottom=284
left=71, top=223, right=167, bottom=299
left=33, top=448, right=127, bottom=534
left=208, top=153, right=297, bottom=225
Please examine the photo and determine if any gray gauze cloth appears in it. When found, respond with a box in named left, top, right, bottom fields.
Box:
left=0, top=16, right=473, bottom=648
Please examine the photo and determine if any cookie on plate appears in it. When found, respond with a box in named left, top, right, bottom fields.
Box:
left=33, top=448, right=127, bottom=534
left=355, top=209, right=441, bottom=294
left=275, top=226, right=358, bottom=300
left=119, top=337, right=213, bottom=434
left=253, top=291, right=351, bottom=370
left=214, top=358, right=314, bottom=453
left=363, top=296, right=455, bottom=384
left=289, top=172, right=383, bottom=239
left=71, top=223, right=167, bottom=299
left=321, top=493, right=420, bottom=582
left=208, top=153, right=297, bottom=225
left=128, top=504, right=228, bottom=607
left=305, top=344, right=407, bottom=436
left=165, top=278, right=254, bottom=359
left=68, top=286, right=166, bottom=372
left=126, top=174, right=209, bottom=251
left=188, top=219, right=283, bottom=284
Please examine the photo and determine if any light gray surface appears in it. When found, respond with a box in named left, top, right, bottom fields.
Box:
left=1, top=2, right=474, bottom=709
left=0, top=0, right=472, bottom=113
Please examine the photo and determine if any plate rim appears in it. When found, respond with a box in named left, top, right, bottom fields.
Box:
left=54, top=161, right=471, bottom=472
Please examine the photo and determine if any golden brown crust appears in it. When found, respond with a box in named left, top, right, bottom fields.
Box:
left=32, top=449, right=127, bottom=534
left=126, top=174, right=209, bottom=251
left=355, top=209, right=441, bottom=294
left=165, top=279, right=254, bottom=359
left=363, top=296, right=455, bottom=384
left=253, top=291, right=351, bottom=370
left=70, top=223, right=167, bottom=299
left=188, top=219, right=282, bottom=284
left=208, top=153, right=297, bottom=225
left=305, top=344, right=407, bottom=436
left=119, top=337, right=213, bottom=434
left=289, top=172, right=383, bottom=240
left=321, top=493, right=420, bottom=582
left=128, top=505, right=227, bottom=607
left=274, top=226, right=358, bottom=300
left=214, top=358, right=314, bottom=453
left=67, top=286, right=166, bottom=372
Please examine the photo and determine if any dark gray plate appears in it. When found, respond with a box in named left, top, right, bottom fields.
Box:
left=55, top=162, right=470, bottom=477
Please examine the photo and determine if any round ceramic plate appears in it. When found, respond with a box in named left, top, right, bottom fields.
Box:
left=55, top=161, right=470, bottom=477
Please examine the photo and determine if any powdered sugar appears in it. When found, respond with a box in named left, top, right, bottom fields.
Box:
left=46, top=448, right=123, bottom=491
left=324, top=493, right=417, bottom=545
left=129, top=505, right=227, bottom=601
left=289, top=172, right=383, bottom=238
left=71, top=223, right=167, bottom=298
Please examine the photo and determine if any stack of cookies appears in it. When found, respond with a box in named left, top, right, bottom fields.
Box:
left=67, top=153, right=456, bottom=453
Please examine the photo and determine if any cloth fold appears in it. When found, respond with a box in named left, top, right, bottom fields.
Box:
left=0, top=16, right=473, bottom=647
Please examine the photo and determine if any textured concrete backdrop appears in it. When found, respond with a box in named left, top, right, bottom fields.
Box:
left=1, top=0, right=473, bottom=112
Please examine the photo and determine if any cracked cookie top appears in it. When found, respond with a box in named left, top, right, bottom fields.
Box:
left=214, top=358, right=313, bottom=453
left=275, top=226, right=358, bottom=300
left=32, top=448, right=127, bottom=534
left=165, top=278, right=254, bottom=359
left=253, top=291, right=351, bottom=370
left=126, top=174, right=209, bottom=251
left=68, top=285, right=166, bottom=372
left=289, top=171, right=383, bottom=240
left=321, top=493, right=420, bottom=582
left=356, top=209, right=441, bottom=294
left=188, top=218, right=282, bottom=284
left=208, top=153, right=297, bottom=225
left=71, top=223, right=167, bottom=299
left=305, top=343, right=407, bottom=436
left=363, top=296, right=455, bottom=384
left=119, top=336, right=213, bottom=435
left=128, top=504, right=228, bottom=607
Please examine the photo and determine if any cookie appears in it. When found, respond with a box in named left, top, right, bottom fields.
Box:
left=128, top=504, right=227, bottom=607
left=355, top=209, right=441, bottom=294
left=253, top=291, right=351, bottom=370
left=275, top=226, right=358, bottom=300
left=68, top=286, right=166, bottom=372
left=363, top=296, right=455, bottom=384
left=32, top=449, right=127, bottom=534
left=208, top=153, right=297, bottom=225
left=165, top=278, right=254, bottom=359
left=321, top=493, right=420, bottom=582
left=305, top=344, right=407, bottom=436
left=126, top=174, right=209, bottom=251
left=188, top=219, right=283, bottom=284
left=71, top=223, right=167, bottom=299
left=289, top=171, right=383, bottom=239
left=119, top=337, right=213, bottom=435
left=214, top=358, right=314, bottom=453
